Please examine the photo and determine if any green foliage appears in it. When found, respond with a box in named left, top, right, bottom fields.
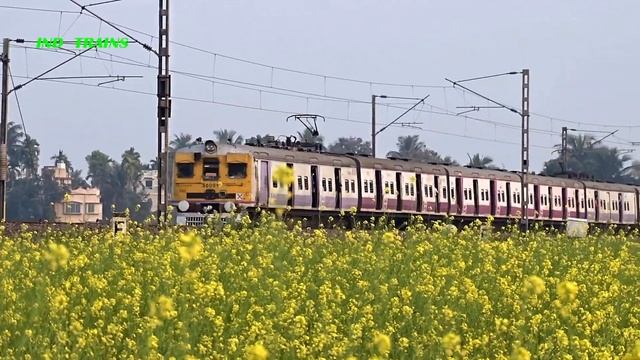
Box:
left=328, top=137, right=372, bottom=155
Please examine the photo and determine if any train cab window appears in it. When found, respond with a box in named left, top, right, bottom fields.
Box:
left=322, top=178, right=327, bottom=192
left=328, top=179, right=333, bottom=192
left=177, top=163, right=194, bottom=178
left=351, top=180, right=355, bottom=193
left=304, top=176, right=309, bottom=190
left=297, top=176, right=303, bottom=190
left=203, top=158, right=220, bottom=179
left=228, top=163, right=247, bottom=178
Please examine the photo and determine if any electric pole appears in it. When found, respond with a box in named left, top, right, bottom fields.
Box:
left=521, top=69, right=530, bottom=231
left=371, top=95, right=380, bottom=158
left=157, top=0, right=171, bottom=221
left=561, top=126, right=568, bottom=174
left=0, top=38, right=9, bottom=221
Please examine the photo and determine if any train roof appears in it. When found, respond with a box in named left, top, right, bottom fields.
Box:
left=177, top=141, right=640, bottom=191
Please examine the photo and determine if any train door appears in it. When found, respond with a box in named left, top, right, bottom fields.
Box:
left=490, top=180, right=496, bottom=216
left=416, top=173, right=423, bottom=212
left=533, top=185, right=540, bottom=217
left=506, top=182, right=512, bottom=215
left=455, top=177, right=463, bottom=214
left=562, top=188, right=567, bottom=219
left=594, top=190, right=600, bottom=221
left=375, top=170, right=383, bottom=210
left=434, top=176, right=441, bottom=213
left=287, top=163, right=294, bottom=207
left=472, top=179, right=479, bottom=215
left=547, top=187, right=553, bottom=219
left=396, top=172, right=402, bottom=211
left=334, top=168, right=342, bottom=209
left=259, top=161, right=269, bottom=207
left=311, top=165, right=319, bottom=208
left=618, top=193, right=623, bottom=223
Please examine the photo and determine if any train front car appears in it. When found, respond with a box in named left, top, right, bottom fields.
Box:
left=171, top=140, right=255, bottom=225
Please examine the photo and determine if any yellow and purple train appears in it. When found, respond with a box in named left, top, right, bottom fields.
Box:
left=170, top=138, right=638, bottom=226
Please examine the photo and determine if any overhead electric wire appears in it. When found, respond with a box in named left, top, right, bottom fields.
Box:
left=8, top=73, right=556, bottom=150
left=7, top=67, right=27, bottom=135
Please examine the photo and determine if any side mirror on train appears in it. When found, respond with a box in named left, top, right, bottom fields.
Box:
left=205, top=140, right=217, bottom=153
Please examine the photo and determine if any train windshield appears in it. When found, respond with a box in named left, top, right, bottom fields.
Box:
left=228, top=163, right=247, bottom=178
left=176, top=163, right=194, bottom=178
left=203, top=158, right=220, bottom=179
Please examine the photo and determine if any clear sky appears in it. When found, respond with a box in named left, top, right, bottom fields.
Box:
left=2, top=0, right=639, bottom=173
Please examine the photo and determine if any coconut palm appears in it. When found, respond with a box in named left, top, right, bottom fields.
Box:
left=296, top=128, right=324, bottom=145
left=327, top=137, right=371, bottom=155
left=386, top=135, right=426, bottom=159
left=121, top=147, right=143, bottom=191
left=21, top=135, right=40, bottom=178
left=51, top=150, right=72, bottom=170
left=7, top=122, right=24, bottom=180
left=213, top=129, right=243, bottom=145
left=170, top=133, right=194, bottom=150
left=467, top=153, right=496, bottom=168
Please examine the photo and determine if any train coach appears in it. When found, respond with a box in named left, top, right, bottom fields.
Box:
left=170, top=138, right=640, bottom=227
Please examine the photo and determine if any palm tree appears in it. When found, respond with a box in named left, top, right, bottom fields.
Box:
left=51, top=150, right=72, bottom=170
left=21, top=135, right=40, bottom=178
left=213, top=129, right=243, bottom=145
left=296, top=128, right=324, bottom=146
left=327, top=137, right=371, bottom=155
left=7, top=122, right=24, bottom=180
left=85, top=150, right=113, bottom=188
left=386, top=135, right=426, bottom=159
left=170, top=133, right=194, bottom=150
left=121, top=147, right=143, bottom=191
left=467, top=153, right=495, bottom=168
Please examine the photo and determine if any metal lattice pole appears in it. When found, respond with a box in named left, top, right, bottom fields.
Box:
left=521, top=69, right=530, bottom=231
left=157, top=0, right=171, bottom=222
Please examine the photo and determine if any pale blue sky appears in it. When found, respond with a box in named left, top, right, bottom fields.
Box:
left=2, top=0, right=639, bottom=172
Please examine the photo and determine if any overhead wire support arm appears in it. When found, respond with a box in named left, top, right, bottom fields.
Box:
left=445, top=78, right=520, bottom=115
left=375, top=94, right=430, bottom=136
left=9, top=45, right=96, bottom=93
left=69, top=0, right=159, bottom=56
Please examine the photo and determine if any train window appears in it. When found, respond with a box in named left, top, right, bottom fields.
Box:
left=297, top=176, right=303, bottom=190
left=410, top=184, right=415, bottom=196
left=464, top=189, right=468, bottom=200
left=351, top=180, right=355, bottom=193
left=345, top=179, right=350, bottom=193
left=424, top=185, right=429, bottom=196
left=203, top=158, right=220, bottom=179
left=429, top=186, right=434, bottom=198
left=385, top=181, right=390, bottom=194
left=580, top=198, right=584, bottom=209
left=405, top=183, right=409, bottom=196
left=322, top=178, right=327, bottom=192
left=364, top=180, right=369, bottom=193
left=304, top=176, right=309, bottom=190
left=177, top=163, right=194, bottom=178
left=451, top=188, right=455, bottom=199
left=369, top=180, right=374, bottom=194
left=328, top=179, right=333, bottom=192
left=228, top=163, right=247, bottom=178
left=390, top=182, right=395, bottom=195
left=273, top=178, right=278, bottom=188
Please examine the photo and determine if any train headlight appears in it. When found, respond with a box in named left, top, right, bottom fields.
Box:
left=177, top=200, right=189, bottom=212
left=224, top=201, right=236, bottom=213
left=204, top=140, right=217, bottom=153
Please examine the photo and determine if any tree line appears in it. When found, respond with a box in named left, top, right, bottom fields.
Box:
left=7, top=124, right=638, bottom=222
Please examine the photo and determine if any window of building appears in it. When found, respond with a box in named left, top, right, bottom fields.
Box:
left=86, top=203, right=97, bottom=214
left=145, top=179, right=153, bottom=189
left=64, top=202, right=82, bottom=215
left=203, top=158, right=220, bottom=179
left=177, top=163, right=194, bottom=178
left=228, top=163, right=247, bottom=178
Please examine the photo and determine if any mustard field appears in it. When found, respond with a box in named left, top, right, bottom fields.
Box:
left=1, top=215, right=640, bottom=359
